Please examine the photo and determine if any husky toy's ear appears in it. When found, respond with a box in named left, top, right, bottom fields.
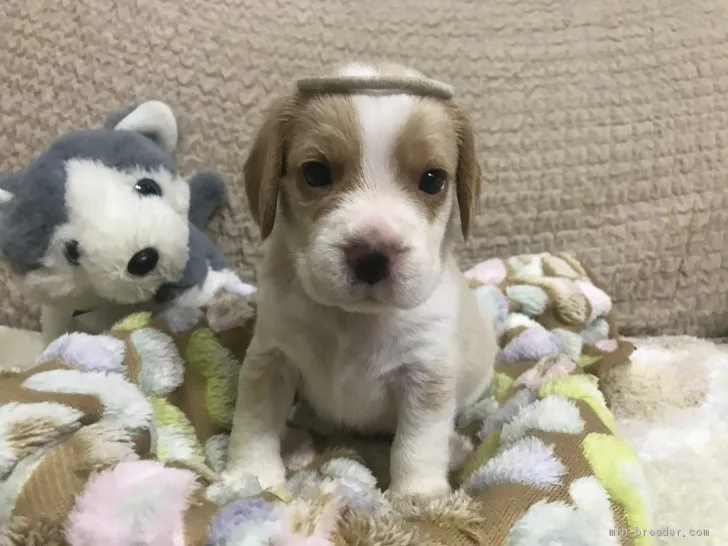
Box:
left=105, top=100, right=180, bottom=153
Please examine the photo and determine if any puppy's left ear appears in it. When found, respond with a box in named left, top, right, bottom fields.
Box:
left=452, top=106, right=482, bottom=240
left=244, top=95, right=296, bottom=240
left=106, top=100, right=180, bottom=153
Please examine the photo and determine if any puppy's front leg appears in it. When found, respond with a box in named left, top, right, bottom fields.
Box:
left=224, top=348, right=296, bottom=490
left=389, top=368, right=455, bottom=498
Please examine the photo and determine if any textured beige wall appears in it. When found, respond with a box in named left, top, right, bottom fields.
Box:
left=2, top=0, right=728, bottom=336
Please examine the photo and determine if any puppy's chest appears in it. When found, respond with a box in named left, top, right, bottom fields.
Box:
left=283, top=316, right=440, bottom=432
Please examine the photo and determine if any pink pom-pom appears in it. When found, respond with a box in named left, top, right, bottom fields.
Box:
left=66, top=460, right=198, bottom=546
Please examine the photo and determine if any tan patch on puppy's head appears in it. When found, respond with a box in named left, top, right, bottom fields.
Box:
left=244, top=93, right=364, bottom=239
left=391, top=101, right=482, bottom=239
left=391, top=100, right=459, bottom=223
left=284, top=95, right=363, bottom=225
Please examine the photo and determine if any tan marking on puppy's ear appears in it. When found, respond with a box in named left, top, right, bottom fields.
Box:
left=243, top=95, right=297, bottom=240
left=451, top=106, right=482, bottom=240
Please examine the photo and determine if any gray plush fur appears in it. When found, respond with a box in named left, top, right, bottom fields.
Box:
left=188, top=170, right=229, bottom=229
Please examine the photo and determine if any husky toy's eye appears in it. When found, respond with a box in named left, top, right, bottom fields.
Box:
left=134, top=178, right=163, bottom=197
left=63, top=240, right=81, bottom=266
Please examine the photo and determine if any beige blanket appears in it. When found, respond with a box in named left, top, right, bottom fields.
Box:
left=0, top=253, right=649, bottom=545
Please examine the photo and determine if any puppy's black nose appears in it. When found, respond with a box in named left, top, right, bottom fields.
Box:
left=127, top=247, right=159, bottom=277
left=344, top=242, right=391, bottom=285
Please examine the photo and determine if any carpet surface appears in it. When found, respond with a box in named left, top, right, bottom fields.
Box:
left=3, top=0, right=728, bottom=336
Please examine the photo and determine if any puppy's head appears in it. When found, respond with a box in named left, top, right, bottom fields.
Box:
left=244, top=63, right=481, bottom=312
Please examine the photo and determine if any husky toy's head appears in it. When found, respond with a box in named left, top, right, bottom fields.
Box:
left=0, top=101, right=202, bottom=308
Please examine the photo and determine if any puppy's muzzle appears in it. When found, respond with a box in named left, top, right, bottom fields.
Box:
left=343, top=238, right=407, bottom=285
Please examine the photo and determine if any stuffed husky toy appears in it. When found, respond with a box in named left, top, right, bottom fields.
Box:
left=0, top=100, right=249, bottom=343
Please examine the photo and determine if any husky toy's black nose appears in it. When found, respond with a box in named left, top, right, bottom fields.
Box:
left=127, top=247, right=159, bottom=276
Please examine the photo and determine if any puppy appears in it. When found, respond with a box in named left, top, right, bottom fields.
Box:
left=225, top=63, right=498, bottom=498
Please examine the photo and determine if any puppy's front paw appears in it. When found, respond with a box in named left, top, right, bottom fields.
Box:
left=224, top=454, right=286, bottom=492
left=389, top=474, right=451, bottom=499
left=208, top=471, right=264, bottom=505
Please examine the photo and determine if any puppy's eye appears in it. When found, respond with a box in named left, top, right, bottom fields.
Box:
left=134, top=178, right=163, bottom=197
left=302, top=161, right=332, bottom=188
left=63, top=240, right=81, bottom=266
left=418, top=169, right=447, bottom=195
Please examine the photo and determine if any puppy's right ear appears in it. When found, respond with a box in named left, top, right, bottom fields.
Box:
left=244, top=96, right=296, bottom=240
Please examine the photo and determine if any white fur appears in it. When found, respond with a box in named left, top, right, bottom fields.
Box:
left=130, top=328, right=185, bottom=395
left=506, top=499, right=607, bottom=546
left=504, top=477, right=619, bottom=546
left=37, top=331, right=126, bottom=372
left=113, top=100, right=179, bottom=152
left=0, top=448, right=46, bottom=526
left=467, top=436, right=566, bottom=493
left=23, top=369, right=152, bottom=430
left=568, top=477, right=619, bottom=543
left=0, top=188, right=12, bottom=205
left=225, top=63, right=498, bottom=498
left=339, top=63, right=422, bottom=80
left=339, top=63, right=381, bottom=78
left=499, top=397, right=585, bottom=445
left=24, top=159, right=190, bottom=312
left=616, top=459, right=654, bottom=524
left=170, top=267, right=243, bottom=309
left=0, top=402, right=84, bottom=475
